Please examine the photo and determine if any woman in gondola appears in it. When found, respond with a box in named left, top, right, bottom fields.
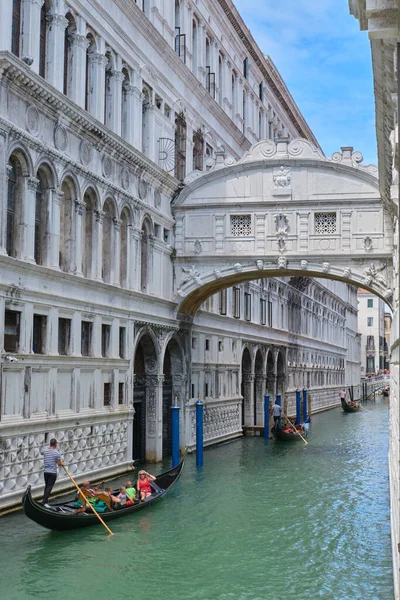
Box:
left=137, top=470, right=156, bottom=500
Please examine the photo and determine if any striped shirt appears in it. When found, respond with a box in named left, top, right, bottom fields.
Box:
left=42, top=447, right=61, bottom=474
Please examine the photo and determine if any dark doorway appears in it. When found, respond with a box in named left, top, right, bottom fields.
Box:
left=162, top=348, right=173, bottom=458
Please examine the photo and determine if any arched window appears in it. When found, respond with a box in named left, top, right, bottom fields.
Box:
left=39, top=3, right=47, bottom=78
left=192, top=20, right=198, bottom=76
left=141, top=219, right=151, bottom=292
left=85, top=34, right=96, bottom=112
left=121, top=68, right=130, bottom=141
left=142, top=86, right=150, bottom=156
left=11, top=0, right=21, bottom=57
left=104, top=51, right=112, bottom=126
left=35, top=170, right=46, bottom=264
left=6, top=157, right=18, bottom=257
left=82, top=190, right=95, bottom=278
left=231, top=73, right=236, bottom=119
left=120, top=208, right=129, bottom=287
left=102, top=199, right=113, bottom=283
left=63, top=13, right=76, bottom=97
left=60, top=178, right=75, bottom=273
left=218, top=55, right=223, bottom=105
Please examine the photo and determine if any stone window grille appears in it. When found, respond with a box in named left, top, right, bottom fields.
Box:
left=315, top=212, right=336, bottom=234
left=231, top=215, right=251, bottom=237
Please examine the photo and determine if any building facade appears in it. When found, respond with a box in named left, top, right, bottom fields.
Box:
left=358, top=288, right=386, bottom=374
left=0, top=0, right=359, bottom=509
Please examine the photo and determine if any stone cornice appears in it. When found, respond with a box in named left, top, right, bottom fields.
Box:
left=0, top=52, right=179, bottom=196
left=216, top=0, right=321, bottom=149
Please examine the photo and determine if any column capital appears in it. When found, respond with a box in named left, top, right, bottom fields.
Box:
left=74, top=200, right=85, bottom=215
left=70, top=33, right=90, bottom=50
left=95, top=209, right=105, bottom=223
left=88, top=52, right=108, bottom=67
left=47, top=13, right=68, bottom=29
left=26, top=176, right=39, bottom=191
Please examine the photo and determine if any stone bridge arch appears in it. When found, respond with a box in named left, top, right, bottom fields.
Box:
left=172, top=139, right=394, bottom=316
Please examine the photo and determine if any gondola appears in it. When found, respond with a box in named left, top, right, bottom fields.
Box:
left=271, top=419, right=310, bottom=442
left=22, top=459, right=184, bottom=531
left=382, top=387, right=390, bottom=397
left=341, top=398, right=361, bottom=413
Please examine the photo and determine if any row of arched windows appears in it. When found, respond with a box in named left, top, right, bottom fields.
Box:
left=6, top=150, right=153, bottom=292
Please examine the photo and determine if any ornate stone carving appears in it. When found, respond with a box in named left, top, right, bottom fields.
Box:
left=213, top=268, right=222, bottom=279
left=301, top=260, right=308, bottom=270
left=322, top=262, right=330, bottom=273
left=363, top=263, right=387, bottom=287
left=102, top=155, right=113, bottom=179
left=364, top=236, right=373, bottom=251
left=26, top=105, right=39, bottom=136
left=234, top=263, right=243, bottom=273
left=194, top=240, right=203, bottom=254
left=138, top=178, right=148, bottom=200
left=54, top=123, right=68, bottom=151
left=273, top=166, right=291, bottom=188
left=121, top=167, right=130, bottom=190
left=278, top=256, right=287, bottom=269
left=256, top=260, right=264, bottom=270
left=181, top=265, right=202, bottom=286
left=80, top=140, right=92, bottom=166
left=275, top=213, right=290, bottom=235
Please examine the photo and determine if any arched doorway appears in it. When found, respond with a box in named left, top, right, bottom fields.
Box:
left=254, top=349, right=264, bottom=425
left=241, top=347, right=252, bottom=426
left=133, top=333, right=158, bottom=462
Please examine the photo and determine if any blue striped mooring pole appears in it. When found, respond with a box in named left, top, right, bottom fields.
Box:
left=295, top=388, right=301, bottom=425
left=276, top=391, right=282, bottom=427
left=196, top=399, right=204, bottom=467
left=303, top=388, right=308, bottom=422
left=171, top=397, right=180, bottom=468
left=264, top=392, right=270, bottom=440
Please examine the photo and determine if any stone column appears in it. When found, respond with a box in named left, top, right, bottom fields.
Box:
left=0, top=0, right=13, bottom=52
left=132, top=85, right=144, bottom=151
left=0, top=133, right=9, bottom=256
left=122, top=83, right=135, bottom=145
left=70, top=311, right=81, bottom=357
left=22, top=176, right=39, bottom=263
left=242, top=373, right=254, bottom=426
left=130, top=227, right=142, bottom=290
left=48, top=306, right=58, bottom=355
left=106, top=68, right=123, bottom=135
left=47, top=188, right=62, bottom=269
left=87, top=52, right=108, bottom=122
left=74, top=201, right=84, bottom=276
left=68, top=33, right=89, bottom=108
left=113, top=218, right=121, bottom=287
left=94, top=210, right=104, bottom=281
left=186, top=125, right=194, bottom=174
left=46, top=12, right=68, bottom=91
left=255, top=375, right=266, bottom=425
left=146, top=375, right=164, bottom=462
left=21, top=0, right=44, bottom=73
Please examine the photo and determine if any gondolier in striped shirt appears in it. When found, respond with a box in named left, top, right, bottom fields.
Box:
left=41, top=438, right=63, bottom=507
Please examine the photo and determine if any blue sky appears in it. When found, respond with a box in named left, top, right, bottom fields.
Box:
left=234, top=0, right=377, bottom=165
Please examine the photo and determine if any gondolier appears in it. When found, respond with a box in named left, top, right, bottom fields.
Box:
left=271, top=400, right=282, bottom=426
left=41, top=438, right=63, bottom=507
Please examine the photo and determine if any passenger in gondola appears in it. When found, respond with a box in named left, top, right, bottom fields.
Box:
left=125, top=480, right=137, bottom=502
left=116, top=486, right=133, bottom=506
left=137, top=470, right=156, bottom=501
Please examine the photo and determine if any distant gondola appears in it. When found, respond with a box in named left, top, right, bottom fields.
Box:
left=382, top=387, right=390, bottom=397
left=341, top=398, right=361, bottom=413
left=271, top=419, right=310, bottom=442
left=22, top=459, right=184, bottom=531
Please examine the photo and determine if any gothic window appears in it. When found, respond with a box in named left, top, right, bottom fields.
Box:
left=175, top=112, right=187, bottom=181
left=231, top=73, right=237, bottom=119
left=120, top=208, right=129, bottom=287
left=12, top=0, right=21, bottom=57
left=192, top=19, right=198, bottom=75
left=260, top=298, right=266, bottom=325
left=231, top=215, right=251, bottom=237
left=193, top=130, right=204, bottom=171
left=242, top=90, right=247, bottom=134
left=315, top=212, right=336, bottom=234
left=82, top=189, right=95, bottom=278
left=60, top=178, right=75, bottom=273
left=121, top=68, right=130, bottom=141
left=141, top=219, right=152, bottom=292
left=39, top=3, right=47, bottom=78
left=6, top=158, right=17, bottom=258
left=63, top=14, right=76, bottom=96
left=102, top=199, right=114, bottom=283
left=258, top=111, right=262, bottom=140
left=35, top=166, right=51, bottom=266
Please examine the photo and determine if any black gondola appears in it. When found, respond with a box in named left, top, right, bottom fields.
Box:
left=271, top=420, right=310, bottom=442
left=382, top=387, right=390, bottom=397
left=22, top=459, right=184, bottom=531
left=341, top=398, right=361, bottom=413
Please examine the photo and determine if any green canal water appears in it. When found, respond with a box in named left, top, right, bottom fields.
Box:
left=0, top=400, right=393, bottom=600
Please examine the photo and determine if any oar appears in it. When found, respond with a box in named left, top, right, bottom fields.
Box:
left=359, top=404, right=372, bottom=414
left=62, top=465, right=114, bottom=536
left=282, top=412, right=308, bottom=445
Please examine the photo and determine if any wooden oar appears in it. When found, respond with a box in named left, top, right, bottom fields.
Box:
left=359, top=404, right=371, bottom=414
left=282, top=412, right=308, bottom=445
left=62, top=465, right=114, bottom=536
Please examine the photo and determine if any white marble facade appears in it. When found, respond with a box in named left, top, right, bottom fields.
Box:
left=0, top=0, right=362, bottom=509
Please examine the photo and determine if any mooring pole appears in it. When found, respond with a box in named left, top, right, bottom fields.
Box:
left=196, top=398, right=204, bottom=467
left=171, top=397, right=180, bottom=468
left=264, top=392, right=270, bottom=440
left=302, top=388, right=308, bottom=422
left=276, top=391, right=282, bottom=427
left=295, top=388, right=301, bottom=425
